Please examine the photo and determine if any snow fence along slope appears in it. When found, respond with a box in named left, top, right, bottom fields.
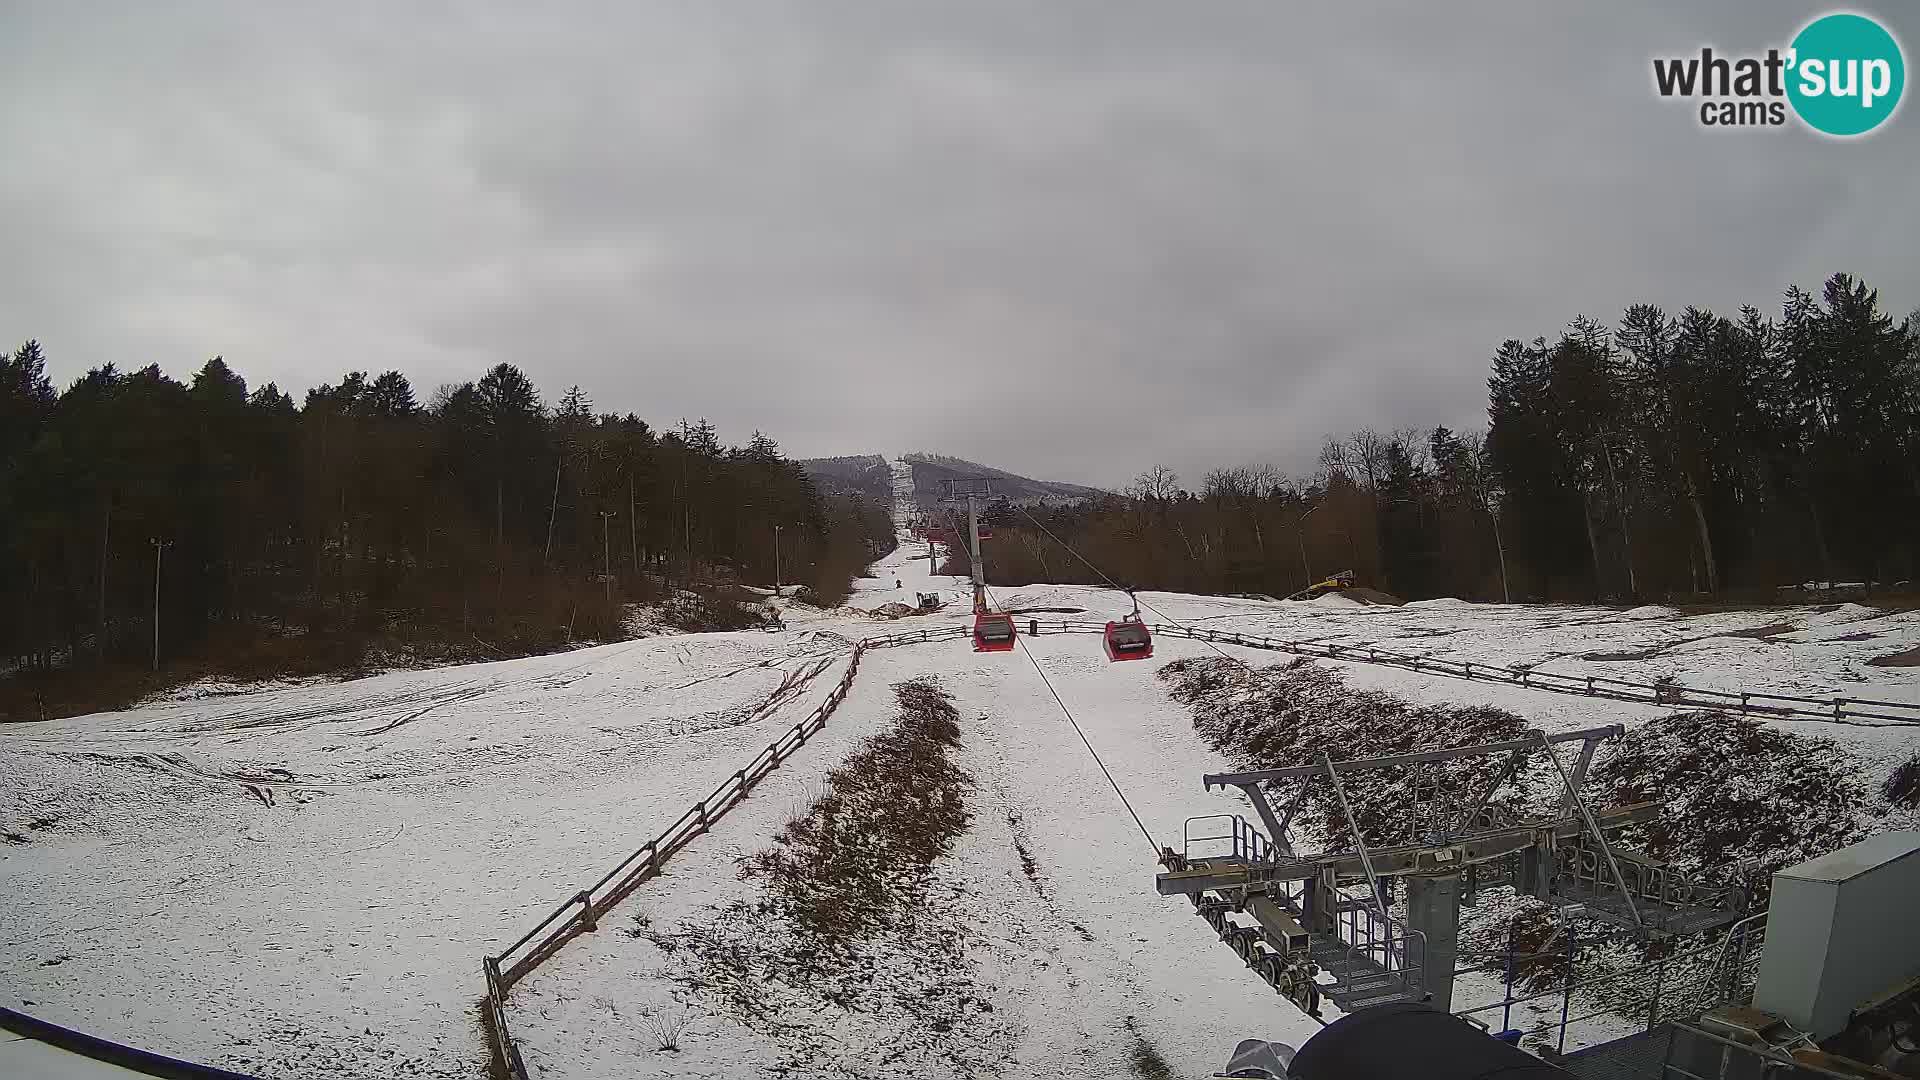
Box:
left=0, top=631, right=863, bottom=1079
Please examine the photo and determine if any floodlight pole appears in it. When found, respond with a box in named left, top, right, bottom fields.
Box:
left=1297, top=503, right=1323, bottom=589
left=773, top=523, right=783, bottom=596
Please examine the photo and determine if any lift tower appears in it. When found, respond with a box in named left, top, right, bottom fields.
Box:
left=942, top=478, right=992, bottom=613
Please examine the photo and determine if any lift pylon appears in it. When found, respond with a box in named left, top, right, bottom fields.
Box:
left=942, top=479, right=1015, bottom=651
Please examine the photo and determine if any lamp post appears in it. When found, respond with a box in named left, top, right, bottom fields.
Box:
left=773, top=524, right=784, bottom=597
left=599, top=510, right=618, bottom=608
left=1296, top=503, right=1323, bottom=590
left=149, top=537, right=172, bottom=672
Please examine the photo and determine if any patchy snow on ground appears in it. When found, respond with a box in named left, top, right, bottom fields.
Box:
left=4, top=511, right=1917, bottom=1078
left=0, top=630, right=859, bottom=1078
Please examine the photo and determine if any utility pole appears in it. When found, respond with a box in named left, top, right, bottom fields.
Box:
left=544, top=457, right=562, bottom=565
left=772, top=523, right=784, bottom=596
left=99, top=500, right=111, bottom=662
left=149, top=537, right=172, bottom=672
left=599, top=510, right=618, bottom=608
left=1599, top=433, right=1638, bottom=601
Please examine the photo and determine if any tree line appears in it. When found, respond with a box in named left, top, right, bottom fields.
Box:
left=0, top=350, right=891, bottom=706
left=972, top=272, right=1919, bottom=603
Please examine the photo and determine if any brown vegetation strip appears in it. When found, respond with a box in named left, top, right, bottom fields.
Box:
left=741, top=676, right=972, bottom=941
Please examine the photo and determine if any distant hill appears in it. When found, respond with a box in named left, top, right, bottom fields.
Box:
left=901, top=452, right=1106, bottom=507
left=797, top=454, right=892, bottom=502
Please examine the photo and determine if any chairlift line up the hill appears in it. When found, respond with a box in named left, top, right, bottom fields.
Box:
left=942, top=480, right=1151, bottom=662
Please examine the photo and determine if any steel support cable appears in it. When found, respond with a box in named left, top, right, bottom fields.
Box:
left=1014, top=504, right=1268, bottom=675
left=983, top=582, right=1160, bottom=856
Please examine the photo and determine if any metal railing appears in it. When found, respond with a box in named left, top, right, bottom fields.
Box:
left=1182, top=813, right=1274, bottom=864
left=479, top=624, right=968, bottom=1079
left=1331, top=895, right=1428, bottom=999
left=1144, top=624, right=1920, bottom=727
left=1453, top=913, right=1767, bottom=1053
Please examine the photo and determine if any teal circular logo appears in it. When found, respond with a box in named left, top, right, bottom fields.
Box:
left=1787, top=13, right=1905, bottom=136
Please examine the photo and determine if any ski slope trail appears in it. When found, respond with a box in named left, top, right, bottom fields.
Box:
left=3, top=514, right=1916, bottom=1077
left=504, top=638, right=1322, bottom=1079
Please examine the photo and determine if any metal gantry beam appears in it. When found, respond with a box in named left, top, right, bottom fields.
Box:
left=1203, top=725, right=1622, bottom=788
left=1163, top=723, right=1756, bottom=1023
left=1156, top=802, right=1662, bottom=896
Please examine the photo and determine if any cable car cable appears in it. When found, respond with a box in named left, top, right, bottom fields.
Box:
left=943, top=499, right=1157, bottom=854
left=983, top=583, right=1160, bottom=857
left=1013, top=505, right=1260, bottom=673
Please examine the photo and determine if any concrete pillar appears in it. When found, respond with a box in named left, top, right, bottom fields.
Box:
left=1406, top=872, right=1462, bottom=1012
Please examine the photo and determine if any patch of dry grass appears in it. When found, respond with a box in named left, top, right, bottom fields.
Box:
left=741, top=677, right=972, bottom=942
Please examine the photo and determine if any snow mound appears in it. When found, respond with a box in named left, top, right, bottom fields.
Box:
left=1308, top=592, right=1365, bottom=608
left=1406, top=597, right=1475, bottom=610
left=1800, top=602, right=1885, bottom=626
left=1620, top=605, right=1681, bottom=620
left=865, top=602, right=921, bottom=619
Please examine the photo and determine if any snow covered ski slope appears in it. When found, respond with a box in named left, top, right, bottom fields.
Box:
left=4, top=520, right=1917, bottom=1078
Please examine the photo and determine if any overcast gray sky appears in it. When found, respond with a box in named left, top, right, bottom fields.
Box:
left=3, top=3, right=1914, bottom=489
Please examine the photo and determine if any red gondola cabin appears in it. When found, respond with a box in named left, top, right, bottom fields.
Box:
left=1103, top=619, right=1153, bottom=661
left=973, top=612, right=1017, bottom=652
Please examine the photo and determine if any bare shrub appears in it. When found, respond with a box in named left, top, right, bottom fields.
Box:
left=639, top=1006, right=692, bottom=1052
left=1885, top=755, right=1920, bottom=808
left=1592, top=710, right=1866, bottom=883
left=659, top=588, right=770, bottom=632
left=1160, top=655, right=1532, bottom=845
left=741, top=676, right=971, bottom=943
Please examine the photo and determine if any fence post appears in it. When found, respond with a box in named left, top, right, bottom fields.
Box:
left=1833, top=697, right=1845, bottom=722
left=1740, top=693, right=1749, bottom=715
left=577, top=890, right=597, bottom=932
left=1585, top=676, right=1595, bottom=696
left=695, top=801, right=708, bottom=832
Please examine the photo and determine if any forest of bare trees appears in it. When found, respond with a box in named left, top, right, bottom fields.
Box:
left=0, top=353, right=891, bottom=716
left=974, top=273, right=1920, bottom=604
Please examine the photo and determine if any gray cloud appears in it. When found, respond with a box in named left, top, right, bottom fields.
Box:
left=3, top=2, right=1915, bottom=489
